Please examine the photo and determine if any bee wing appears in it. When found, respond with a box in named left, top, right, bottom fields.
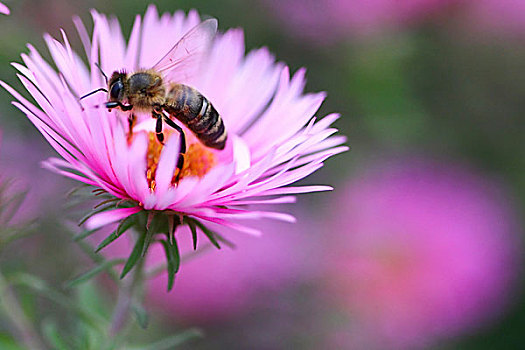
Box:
left=151, top=18, right=218, bottom=83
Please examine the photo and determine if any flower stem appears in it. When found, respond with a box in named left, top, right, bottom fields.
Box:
left=108, top=228, right=147, bottom=347
left=109, top=259, right=144, bottom=338
left=0, top=270, right=46, bottom=350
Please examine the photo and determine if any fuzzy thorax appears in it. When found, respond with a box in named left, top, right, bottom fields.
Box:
left=109, top=69, right=167, bottom=112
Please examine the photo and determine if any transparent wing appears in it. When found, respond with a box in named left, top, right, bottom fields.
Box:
left=152, top=18, right=218, bottom=83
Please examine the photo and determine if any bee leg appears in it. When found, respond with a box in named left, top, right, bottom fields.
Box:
left=104, top=101, right=133, bottom=111
left=161, top=117, right=187, bottom=183
left=155, top=114, right=165, bottom=145
left=127, top=114, right=136, bottom=142
left=162, top=116, right=187, bottom=173
left=162, top=117, right=187, bottom=155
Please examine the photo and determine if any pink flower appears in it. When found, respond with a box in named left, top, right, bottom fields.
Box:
left=325, top=160, right=522, bottom=349
left=2, top=6, right=346, bottom=238
left=462, top=0, right=525, bottom=39
left=0, top=133, right=66, bottom=222
left=263, top=0, right=460, bottom=43
left=0, top=2, right=9, bottom=15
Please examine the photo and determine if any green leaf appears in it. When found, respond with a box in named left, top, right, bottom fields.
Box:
left=73, top=228, right=100, bottom=242
left=75, top=282, right=111, bottom=320
left=0, top=333, right=25, bottom=350
left=66, top=184, right=90, bottom=198
left=160, top=238, right=180, bottom=291
left=167, top=215, right=177, bottom=244
left=42, top=319, right=70, bottom=350
left=142, top=215, right=159, bottom=257
left=131, top=302, right=149, bottom=329
left=0, top=225, right=36, bottom=247
left=160, top=240, right=174, bottom=291
left=120, top=233, right=146, bottom=279
left=210, top=230, right=236, bottom=250
left=93, top=198, right=120, bottom=209
left=185, top=218, right=235, bottom=249
left=65, top=259, right=125, bottom=288
left=187, top=220, right=198, bottom=250
left=92, top=188, right=107, bottom=195
left=95, top=214, right=136, bottom=252
left=192, top=219, right=221, bottom=249
left=0, top=190, right=28, bottom=224
left=129, top=328, right=203, bottom=350
left=8, top=274, right=108, bottom=333
left=95, top=232, right=121, bottom=253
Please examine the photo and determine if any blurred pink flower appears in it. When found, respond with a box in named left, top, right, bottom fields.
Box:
left=325, top=160, right=522, bottom=349
left=263, top=0, right=460, bottom=43
left=2, top=6, right=346, bottom=235
left=462, top=0, right=525, bottom=39
left=0, top=2, right=9, bottom=15
left=0, top=132, right=66, bottom=222
left=104, top=215, right=313, bottom=323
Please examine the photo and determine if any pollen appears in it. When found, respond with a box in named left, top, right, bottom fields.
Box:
left=146, top=132, right=217, bottom=191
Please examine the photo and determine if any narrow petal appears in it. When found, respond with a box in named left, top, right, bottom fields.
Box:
left=85, top=206, right=141, bottom=230
left=155, top=135, right=180, bottom=194
left=0, top=3, right=9, bottom=15
left=256, top=185, right=333, bottom=196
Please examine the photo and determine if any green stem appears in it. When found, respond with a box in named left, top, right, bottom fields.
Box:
left=108, top=233, right=146, bottom=347
left=0, top=270, right=45, bottom=350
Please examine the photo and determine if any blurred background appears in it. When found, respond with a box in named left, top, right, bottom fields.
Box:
left=1, top=0, right=525, bottom=349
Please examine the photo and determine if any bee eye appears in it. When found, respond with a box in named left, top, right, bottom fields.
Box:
left=110, top=81, right=123, bottom=100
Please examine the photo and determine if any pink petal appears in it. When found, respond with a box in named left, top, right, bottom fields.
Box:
left=257, top=185, right=333, bottom=196
left=0, top=3, right=9, bottom=15
left=155, top=135, right=180, bottom=194
left=85, top=206, right=142, bottom=230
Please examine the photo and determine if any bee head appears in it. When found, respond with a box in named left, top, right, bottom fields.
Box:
left=108, top=71, right=127, bottom=102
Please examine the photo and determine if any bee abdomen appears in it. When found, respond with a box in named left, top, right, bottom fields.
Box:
left=165, top=84, right=227, bottom=150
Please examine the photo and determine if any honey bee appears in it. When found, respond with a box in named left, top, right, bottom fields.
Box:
left=80, top=19, right=227, bottom=174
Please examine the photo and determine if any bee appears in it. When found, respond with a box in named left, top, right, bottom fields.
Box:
left=80, top=19, right=227, bottom=175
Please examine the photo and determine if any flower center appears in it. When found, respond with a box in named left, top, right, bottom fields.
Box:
left=146, top=132, right=217, bottom=191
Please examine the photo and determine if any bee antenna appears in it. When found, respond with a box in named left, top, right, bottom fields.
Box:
left=94, top=62, right=109, bottom=85
left=79, top=87, right=108, bottom=101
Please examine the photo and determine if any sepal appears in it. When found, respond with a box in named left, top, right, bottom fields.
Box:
left=160, top=238, right=180, bottom=292
left=95, top=213, right=137, bottom=252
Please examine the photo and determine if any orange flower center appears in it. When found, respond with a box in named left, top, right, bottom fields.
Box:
left=145, top=132, right=217, bottom=191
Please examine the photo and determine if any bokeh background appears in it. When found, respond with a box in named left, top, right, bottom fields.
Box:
left=1, top=0, right=525, bottom=349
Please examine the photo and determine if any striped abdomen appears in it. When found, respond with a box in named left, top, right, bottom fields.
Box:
left=164, top=83, right=227, bottom=150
